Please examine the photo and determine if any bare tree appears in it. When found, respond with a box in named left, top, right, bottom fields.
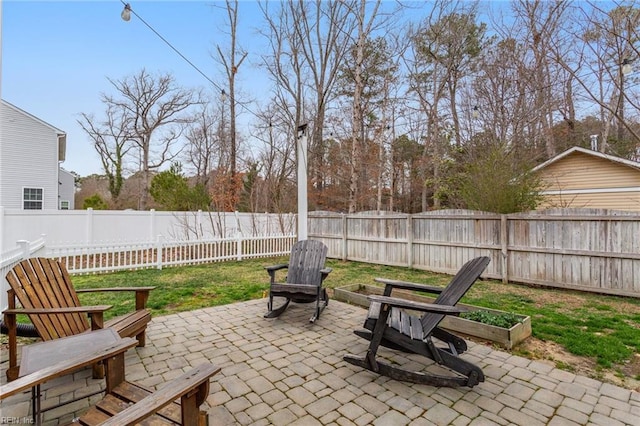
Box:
left=336, top=36, right=399, bottom=211
left=404, top=0, right=476, bottom=210
left=507, top=0, right=572, bottom=157
left=258, top=0, right=356, bottom=211
left=100, top=69, right=201, bottom=209
left=183, top=102, right=221, bottom=186
left=78, top=104, right=132, bottom=207
left=256, top=0, right=305, bottom=213
left=215, top=0, right=248, bottom=210
left=290, top=0, right=356, bottom=202
left=251, top=102, right=297, bottom=213
left=345, top=0, right=384, bottom=213
left=566, top=1, right=640, bottom=156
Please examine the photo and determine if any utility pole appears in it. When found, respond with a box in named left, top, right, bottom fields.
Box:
left=297, top=124, right=308, bottom=241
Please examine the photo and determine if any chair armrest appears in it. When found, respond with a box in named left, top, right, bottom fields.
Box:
left=98, top=363, right=221, bottom=426
left=4, top=306, right=112, bottom=331
left=76, top=287, right=155, bottom=293
left=76, top=287, right=155, bottom=311
left=374, top=278, right=444, bottom=295
left=3, top=306, right=112, bottom=315
left=265, top=264, right=288, bottom=272
left=265, top=264, right=289, bottom=284
left=368, top=295, right=468, bottom=315
left=0, top=337, right=138, bottom=400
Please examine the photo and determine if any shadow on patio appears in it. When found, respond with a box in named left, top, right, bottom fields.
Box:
left=1, top=299, right=638, bottom=425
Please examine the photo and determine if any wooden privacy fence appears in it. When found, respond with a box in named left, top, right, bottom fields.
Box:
left=309, top=208, right=640, bottom=298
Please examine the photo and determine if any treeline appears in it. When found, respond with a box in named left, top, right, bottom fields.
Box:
left=77, top=0, right=640, bottom=214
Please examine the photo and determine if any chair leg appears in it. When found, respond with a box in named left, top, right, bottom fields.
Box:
left=309, top=289, right=329, bottom=323
left=264, top=294, right=290, bottom=318
left=344, top=319, right=387, bottom=374
left=136, top=331, right=146, bottom=347
left=92, top=361, right=105, bottom=379
left=6, top=313, right=19, bottom=381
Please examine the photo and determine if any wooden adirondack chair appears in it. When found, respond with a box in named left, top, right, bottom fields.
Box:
left=343, top=256, right=491, bottom=388
left=78, top=363, right=220, bottom=426
left=3, top=257, right=155, bottom=381
left=264, top=239, right=332, bottom=323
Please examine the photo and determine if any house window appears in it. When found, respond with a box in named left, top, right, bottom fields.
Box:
left=23, top=188, right=44, bottom=210
left=60, top=200, right=70, bottom=210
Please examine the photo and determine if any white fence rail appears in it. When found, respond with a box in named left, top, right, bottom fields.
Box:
left=0, top=207, right=296, bottom=252
left=0, top=237, right=48, bottom=312
left=48, top=234, right=296, bottom=274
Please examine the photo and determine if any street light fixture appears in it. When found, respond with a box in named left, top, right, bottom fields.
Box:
left=121, top=3, right=131, bottom=22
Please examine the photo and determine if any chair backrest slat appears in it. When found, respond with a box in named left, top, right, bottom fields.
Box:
left=5, top=258, right=90, bottom=340
left=420, top=256, right=491, bottom=333
left=286, top=240, right=328, bottom=286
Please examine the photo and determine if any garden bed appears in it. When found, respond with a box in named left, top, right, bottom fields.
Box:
left=334, top=284, right=531, bottom=349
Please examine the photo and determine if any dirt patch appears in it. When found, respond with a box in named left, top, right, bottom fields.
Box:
left=515, top=337, right=640, bottom=392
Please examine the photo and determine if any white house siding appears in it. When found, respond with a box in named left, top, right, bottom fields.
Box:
left=58, top=168, right=75, bottom=209
left=0, top=100, right=65, bottom=209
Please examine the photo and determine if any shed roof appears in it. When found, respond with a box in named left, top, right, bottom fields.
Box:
left=532, top=146, right=640, bottom=173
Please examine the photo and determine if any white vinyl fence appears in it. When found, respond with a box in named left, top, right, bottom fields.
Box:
left=0, top=207, right=296, bottom=252
left=0, top=208, right=298, bottom=311
left=0, top=233, right=296, bottom=311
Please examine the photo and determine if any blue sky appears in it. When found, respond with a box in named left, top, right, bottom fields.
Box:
left=1, top=0, right=269, bottom=177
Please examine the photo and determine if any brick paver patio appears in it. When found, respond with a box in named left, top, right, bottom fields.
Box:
left=1, top=299, right=639, bottom=425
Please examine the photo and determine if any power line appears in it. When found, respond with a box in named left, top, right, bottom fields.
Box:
left=119, top=1, right=261, bottom=120
left=120, top=1, right=221, bottom=92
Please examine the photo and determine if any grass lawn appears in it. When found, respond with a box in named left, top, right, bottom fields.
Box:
left=63, top=257, right=640, bottom=387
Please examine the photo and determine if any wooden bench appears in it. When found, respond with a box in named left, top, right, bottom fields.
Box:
left=0, top=335, right=220, bottom=426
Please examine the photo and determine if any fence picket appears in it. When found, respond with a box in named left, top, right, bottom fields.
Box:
left=2, top=208, right=639, bottom=304
left=309, top=209, right=640, bottom=298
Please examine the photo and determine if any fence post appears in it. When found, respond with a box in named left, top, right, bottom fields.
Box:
left=156, top=234, right=164, bottom=270
left=341, top=214, right=348, bottom=261
left=407, top=215, right=413, bottom=268
left=501, top=214, right=508, bottom=283
left=150, top=209, right=156, bottom=242
left=86, top=208, right=93, bottom=245
left=17, top=240, right=30, bottom=260
left=289, top=212, right=294, bottom=235
left=37, top=234, right=47, bottom=257
left=236, top=232, right=242, bottom=261
left=234, top=211, right=242, bottom=237
left=0, top=206, right=4, bottom=253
